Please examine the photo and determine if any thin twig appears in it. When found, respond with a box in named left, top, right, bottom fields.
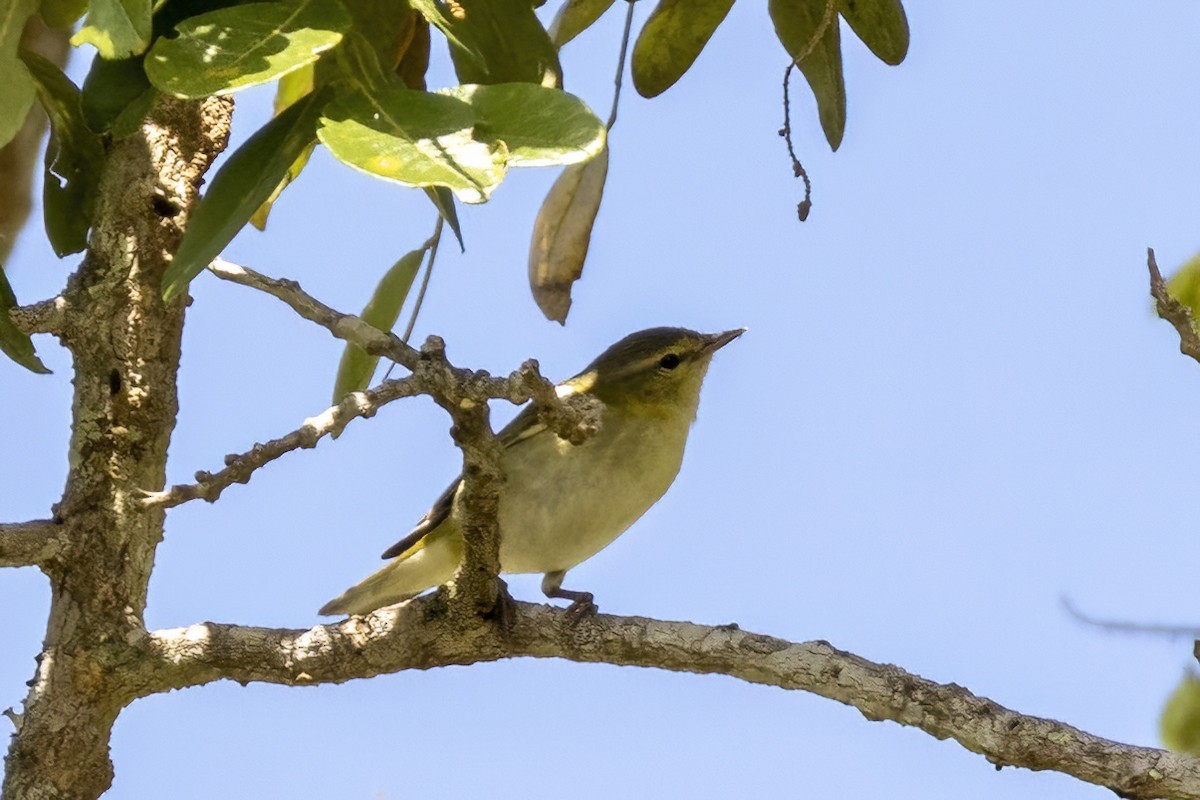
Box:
left=381, top=215, right=444, bottom=384
left=779, top=0, right=837, bottom=222
left=174, top=260, right=600, bottom=509
left=400, top=216, right=443, bottom=345
left=1147, top=247, right=1200, bottom=364
left=1063, top=596, right=1200, bottom=639
left=607, top=0, right=637, bottom=130
left=144, top=376, right=426, bottom=508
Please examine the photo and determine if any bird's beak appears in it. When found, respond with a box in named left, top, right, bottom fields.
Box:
left=702, top=328, right=747, bottom=353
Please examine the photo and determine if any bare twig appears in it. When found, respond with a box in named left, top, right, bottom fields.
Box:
left=0, top=519, right=63, bottom=568
left=144, top=376, right=426, bottom=508
left=1063, top=596, right=1200, bottom=639
left=779, top=0, right=837, bottom=221
left=1148, top=248, right=1200, bottom=364
left=209, top=258, right=420, bottom=369
left=144, top=599, right=1199, bottom=800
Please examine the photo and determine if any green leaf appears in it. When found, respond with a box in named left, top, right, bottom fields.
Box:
left=332, top=246, right=425, bottom=404
left=440, top=83, right=606, bottom=167
left=840, top=0, right=908, bottom=66
left=162, top=88, right=331, bottom=300
left=109, top=85, right=159, bottom=139
left=21, top=50, right=106, bottom=258
left=72, top=0, right=152, bottom=59
left=424, top=186, right=463, bottom=251
left=0, top=0, right=38, bottom=149
left=81, top=53, right=152, bottom=134
left=631, top=0, right=734, bottom=98
left=444, top=0, right=561, bottom=87
left=407, top=0, right=477, bottom=61
left=397, top=15, right=430, bottom=89
left=1162, top=674, right=1200, bottom=756
left=548, top=0, right=615, bottom=48
left=769, top=0, right=846, bottom=151
left=0, top=267, right=50, bottom=374
left=528, top=143, right=608, bottom=323
left=145, top=0, right=352, bottom=99
left=250, top=64, right=315, bottom=230
left=317, top=86, right=500, bottom=204
left=40, top=0, right=90, bottom=30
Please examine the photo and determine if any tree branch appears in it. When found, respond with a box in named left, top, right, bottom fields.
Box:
left=143, top=599, right=1198, bottom=800
left=144, top=375, right=425, bottom=508
left=0, top=519, right=63, bottom=568
left=9, top=296, right=68, bottom=336
left=1148, top=247, right=1200, bottom=364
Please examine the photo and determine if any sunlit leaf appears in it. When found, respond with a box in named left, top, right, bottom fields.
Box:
left=549, top=0, right=615, bottom=48
left=317, top=86, right=500, bottom=204
left=20, top=50, right=106, bottom=257
left=444, top=0, right=560, bottom=87
left=840, top=0, right=908, bottom=66
left=440, top=82, right=606, bottom=167
left=145, top=0, right=351, bottom=99
left=769, top=0, right=845, bottom=150
left=631, top=0, right=734, bottom=98
left=162, top=88, right=331, bottom=300
left=0, top=0, right=38, bottom=149
left=332, top=246, right=425, bottom=404
left=528, top=144, right=608, bottom=323
left=0, top=267, right=50, bottom=374
left=71, top=0, right=152, bottom=59
left=1162, top=674, right=1200, bottom=756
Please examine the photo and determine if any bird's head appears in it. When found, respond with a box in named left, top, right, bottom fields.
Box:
left=560, top=327, right=745, bottom=418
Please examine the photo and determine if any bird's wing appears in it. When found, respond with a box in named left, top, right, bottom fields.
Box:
left=379, top=404, right=549, bottom=560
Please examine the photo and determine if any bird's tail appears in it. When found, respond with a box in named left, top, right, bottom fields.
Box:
left=318, top=528, right=462, bottom=616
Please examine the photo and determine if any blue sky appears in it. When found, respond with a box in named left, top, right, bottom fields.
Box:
left=5, top=1, right=1200, bottom=797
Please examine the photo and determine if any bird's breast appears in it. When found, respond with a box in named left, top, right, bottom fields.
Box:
left=493, top=409, right=691, bottom=574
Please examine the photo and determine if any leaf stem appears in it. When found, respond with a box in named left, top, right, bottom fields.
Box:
left=607, top=0, right=637, bottom=130
left=380, top=214, right=444, bottom=383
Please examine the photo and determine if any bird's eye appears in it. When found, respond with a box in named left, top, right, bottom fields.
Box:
left=659, top=353, right=681, bottom=370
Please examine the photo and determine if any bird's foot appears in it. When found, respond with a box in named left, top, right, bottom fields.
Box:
left=564, top=592, right=598, bottom=623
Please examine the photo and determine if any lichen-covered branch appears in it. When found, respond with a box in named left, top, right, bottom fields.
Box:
left=9, top=295, right=68, bottom=336
left=143, top=600, right=1199, bottom=800
left=1148, top=248, right=1200, bottom=364
left=0, top=519, right=63, bottom=568
left=144, top=375, right=425, bottom=508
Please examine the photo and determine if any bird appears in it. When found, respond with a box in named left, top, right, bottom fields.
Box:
left=319, top=326, right=744, bottom=617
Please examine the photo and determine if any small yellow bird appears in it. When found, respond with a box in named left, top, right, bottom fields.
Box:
left=319, top=326, right=744, bottom=617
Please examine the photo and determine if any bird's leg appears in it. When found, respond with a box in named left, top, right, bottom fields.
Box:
left=541, top=571, right=598, bottom=619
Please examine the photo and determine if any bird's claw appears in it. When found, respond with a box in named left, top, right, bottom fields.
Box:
left=565, top=593, right=598, bottom=623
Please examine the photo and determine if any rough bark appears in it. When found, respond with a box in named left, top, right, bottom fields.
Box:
left=141, top=599, right=1200, bottom=800
left=2, top=95, right=232, bottom=800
